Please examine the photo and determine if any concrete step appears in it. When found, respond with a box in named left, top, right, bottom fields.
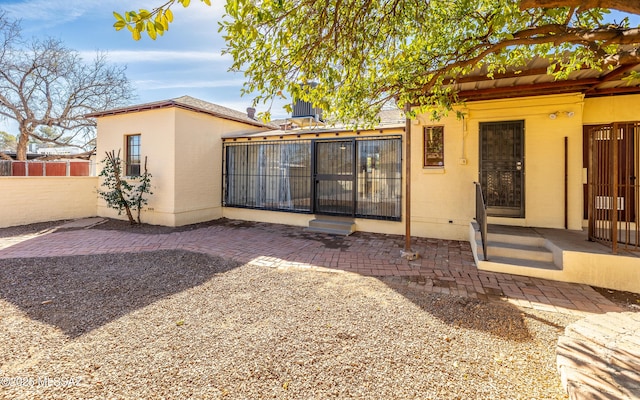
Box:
left=486, top=241, right=554, bottom=262
left=487, top=232, right=546, bottom=247
left=307, top=218, right=355, bottom=236
left=481, top=255, right=561, bottom=271
left=557, top=312, right=640, bottom=399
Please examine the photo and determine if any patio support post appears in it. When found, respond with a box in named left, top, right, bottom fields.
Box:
left=564, top=136, right=568, bottom=229
left=612, top=123, right=619, bottom=254
left=402, top=103, right=418, bottom=260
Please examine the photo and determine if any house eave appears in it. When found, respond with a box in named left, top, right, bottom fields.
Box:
left=221, top=124, right=406, bottom=141
left=428, top=58, right=640, bottom=105
left=85, top=99, right=275, bottom=130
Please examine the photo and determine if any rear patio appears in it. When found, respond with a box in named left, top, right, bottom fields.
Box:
left=1, top=218, right=637, bottom=399
left=0, top=218, right=623, bottom=315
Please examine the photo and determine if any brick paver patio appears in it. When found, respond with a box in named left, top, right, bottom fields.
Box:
left=0, top=219, right=623, bottom=316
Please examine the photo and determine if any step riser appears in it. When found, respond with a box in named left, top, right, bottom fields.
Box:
left=478, top=257, right=561, bottom=272
left=488, top=232, right=546, bottom=247
left=306, top=227, right=353, bottom=236
left=307, top=218, right=355, bottom=236
left=309, top=221, right=354, bottom=231
left=487, top=246, right=554, bottom=262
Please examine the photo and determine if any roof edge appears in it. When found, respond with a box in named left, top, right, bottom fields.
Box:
left=85, top=99, right=274, bottom=129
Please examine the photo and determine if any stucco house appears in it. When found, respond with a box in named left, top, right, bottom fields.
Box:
left=88, top=96, right=276, bottom=226
left=90, top=61, right=640, bottom=292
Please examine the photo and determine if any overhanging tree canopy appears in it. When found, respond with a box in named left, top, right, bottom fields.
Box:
left=116, top=0, right=640, bottom=124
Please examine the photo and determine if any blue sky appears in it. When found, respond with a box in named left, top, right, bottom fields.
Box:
left=0, top=0, right=291, bottom=135
left=0, top=1, right=639, bottom=136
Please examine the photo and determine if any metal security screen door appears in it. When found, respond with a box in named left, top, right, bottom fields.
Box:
left=480, top=120, right=525, bottom=217
left=314, top=140, right=356, bottom=215
left=587, top=123, right=640, bottom=252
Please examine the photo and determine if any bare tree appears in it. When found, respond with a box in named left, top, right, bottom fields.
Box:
left=0, top=11, right=134, bottom=160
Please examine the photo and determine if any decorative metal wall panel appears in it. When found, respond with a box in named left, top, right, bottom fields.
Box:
left=356, top=137, right=402, bottom=220
left=224, top=140, right=312, bottom=212
left=223, top=136, right=402, bottom=221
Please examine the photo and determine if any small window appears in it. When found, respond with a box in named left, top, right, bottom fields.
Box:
left=126, top=134, right=141, bottom=176
left=424, top=126, right=444, bottom=167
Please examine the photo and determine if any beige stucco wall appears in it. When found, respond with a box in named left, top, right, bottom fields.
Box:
left=409, top=113, right=469, bottom=240
left=96, top=107, right=268, bottom=226
left=173, top=109, right=266, bottom=226
left=96, top=108, right=177, bottom=226
left=410, top=93, right=586, bottom=240
left=583, top=93, right=640, bottom=124
left=223, top=207, right=313, bottom=227
left=0, top=177, right=97, bottom=228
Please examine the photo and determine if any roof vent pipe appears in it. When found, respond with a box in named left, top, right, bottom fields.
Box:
left=246, top=107, right=256, bottom=120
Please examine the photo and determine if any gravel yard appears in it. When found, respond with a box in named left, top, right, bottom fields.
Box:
left=0, top=249, right=576, bottom=399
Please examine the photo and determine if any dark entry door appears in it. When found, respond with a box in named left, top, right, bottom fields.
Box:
left=314, top=140, right=355, bottom=215
left=480, top=121, right=525, bottom=217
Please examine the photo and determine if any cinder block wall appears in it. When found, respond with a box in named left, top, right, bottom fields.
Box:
left=0, top=177, right=98, bottom=228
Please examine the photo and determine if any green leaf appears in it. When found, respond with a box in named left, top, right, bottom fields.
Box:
left=147, top=21, right=157, bottom=40
left=113, top=11, right=125, bottom=22
left=114, top=0, right=630, bottom=127
left=113, top=21, right=126, bottom=31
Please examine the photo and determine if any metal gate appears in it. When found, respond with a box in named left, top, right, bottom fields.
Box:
left=313, top=139, right=355, bottom=215
left=587, top=123, right=640, bottom=252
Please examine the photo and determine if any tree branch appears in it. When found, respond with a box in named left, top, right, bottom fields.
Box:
left=418, top=25, right=640, bottom=95
left=519, top=0, right=640, bottom=15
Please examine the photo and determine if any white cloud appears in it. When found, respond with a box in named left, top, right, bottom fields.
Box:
left=79, top=49, right=231, bottom=63
left=134, top=78, right=245, bottom=89
left=1, top=0, right=225, bottom=27
left=2, top=0, right=97, bottom=23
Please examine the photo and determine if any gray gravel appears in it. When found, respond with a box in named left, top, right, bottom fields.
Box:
left=0, top=250, right=577, bottom=399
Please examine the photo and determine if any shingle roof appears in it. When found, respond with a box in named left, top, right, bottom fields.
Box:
left=85, top=95, right=277, bottom=129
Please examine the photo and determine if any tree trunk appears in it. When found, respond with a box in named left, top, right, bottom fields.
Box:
left=16, top=129, right=29, bottom=161
left=106, top=151, right=136, bottom=225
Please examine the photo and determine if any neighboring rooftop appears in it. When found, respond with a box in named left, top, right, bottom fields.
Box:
left=223, top=108, right=406, bottom=139
left=86, top=95, right=278, bottom=129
